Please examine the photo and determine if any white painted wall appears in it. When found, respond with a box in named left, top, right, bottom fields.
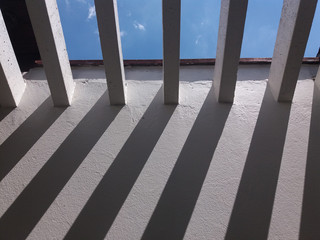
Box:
left=0, top=64, right=318, bottom=239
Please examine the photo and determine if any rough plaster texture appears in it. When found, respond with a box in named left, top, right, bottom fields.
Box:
left=0, top=64, right=318, bottom=239
left=0, top=11, right=25, bottom=107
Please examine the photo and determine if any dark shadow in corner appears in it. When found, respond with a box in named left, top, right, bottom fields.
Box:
left=141, top=89, right=231, bottom=240
left=0, top=98, right=65, bottom=182
left=225, top=85, right=292, bottom=240
left=299, top=84, right=320, bottom=240
left=0, top=107, right=14, bottom=122
left=0, top=92, right=121, bottom=240
left=64, top=88, right=176, bottom=240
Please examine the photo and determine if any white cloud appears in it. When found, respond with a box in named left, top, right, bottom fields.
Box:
left=133, top=21, right=146, bottom=31
left=65, top=0, right=86, bottom=5
left=195, top=35, right=202, bottom=45
left=200, top=19, right=209, bottom=26
left=88, top=5, right=96, bottom=20
left=120, top=31, right=127, bottom=37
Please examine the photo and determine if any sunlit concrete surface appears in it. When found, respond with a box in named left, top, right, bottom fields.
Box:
left=0, top=64, right=318, bottom=240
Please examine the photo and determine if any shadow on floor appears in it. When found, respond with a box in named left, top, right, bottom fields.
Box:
left=225, top=84, right=292, bottom=240
left=64, top=87, right=176, bottom=240
left=0, top=107, right=14, bottom=122
left=0, top=92, right=122, bottom=240
left=141, top=88, right=231, bottom=240
left=299, top=84, right=320, bottom=240
left=0, top=98, right=65, bottom=182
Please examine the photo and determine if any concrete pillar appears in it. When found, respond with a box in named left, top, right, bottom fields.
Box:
left=213, top=0, right=248, bottom=103
left=0, top=11, right=26, bottom=107
left=26, top=0, right=75, bottom=106
left=268, top=0, right=317, bottom=102
left=95, top=0, right=126, bottom=105
left=163, top=0, right=181, bottom=104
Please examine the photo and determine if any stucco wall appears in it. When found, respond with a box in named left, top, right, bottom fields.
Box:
left=0, top=64, right=318, bottom=239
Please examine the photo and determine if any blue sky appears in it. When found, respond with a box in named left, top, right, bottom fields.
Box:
left=57, top=0, right=320, bottom=60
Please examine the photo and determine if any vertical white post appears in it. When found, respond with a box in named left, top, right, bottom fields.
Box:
left=314, top=63, right=320, bottom=90
left=163, top=0, right=181, bottom=104
left=213, top=0, right=248, bottom=103
left=95, top=0, right=126, bottom=105
left=268, top=0, right=317, bottom=102
left=0, top=11, right=26, bottom=107
left=26, top=0, right=75, bottom=107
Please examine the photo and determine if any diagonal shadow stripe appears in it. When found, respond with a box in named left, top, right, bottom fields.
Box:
left=64, top=87, right=176, bottom=240
left=141, top=89, right=231, bottom=240
left=0, top=97, right=65, bottom=182
left=0, top=92, right=121, bottom=240
left=299, top=85, right=320, bottom=240
left=225, top=85, right=292, bottom=240
left=0, top=107, right=14, bottom=122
